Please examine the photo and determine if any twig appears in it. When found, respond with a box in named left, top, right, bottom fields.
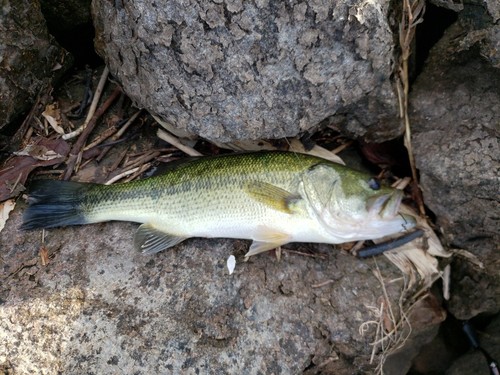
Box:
left=96, top=110, right=142, bottom=162
left=109, top=147, right=130, bottom=174
left=123, top=162, right=152, bottom=182
left=392, top=176, right=412, bottom=190
left=114, top=110, right=142, bottom=139
left=157, top=129, right=202, bottom=157
left=311, top=279, right=335, bottom=288
left=23, top=126, right=34, bottom=145
left=12, top=87, right=44, bottom=146
left=63, top=66, right=110, bottom=140
left=330, top=140, right=354, bottom=155
left=0, top=166, right=14, bottom=174
left=123, top=151, right=161, bottom=170
left=63, top=86, right=121, bottom=180
left=282, top=249, right=327, bottom=259
left=9, top=173, right=23, bottom=193
left=78, top=158, right=94, bottom=171
left=83, top=126, right=119, bottom=151
left=373, top=261, right=397, bottom=336
left=105, top=166, right=142, bottom=185
left=350, top=240, right=366, bottom=254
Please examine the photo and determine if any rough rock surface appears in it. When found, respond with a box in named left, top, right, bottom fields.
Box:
left=91, top=0, right=402, bottom=142
left=410, top=14, right=500, bottom=319
left=446, top=315, right=500, bottom=375
left=1, top=203, right=441, bottom=374
left=0, top=0, right=71, bottom=131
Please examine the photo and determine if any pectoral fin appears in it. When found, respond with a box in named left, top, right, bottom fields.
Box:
left=134, top=223, right=187, bottom=255
left=244, top=181, right=301, bottom=214
left=245, top=226, right=291, bottom=257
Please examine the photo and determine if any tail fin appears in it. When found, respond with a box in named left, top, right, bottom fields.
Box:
left=21, top=180, right=93, bottom=230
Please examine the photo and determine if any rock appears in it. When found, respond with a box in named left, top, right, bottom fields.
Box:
left=0, top=0, right=72, bottom=131
left=1, top=203, right=438, bottom=373
left=91, top=0, right=402, bottom=142
left=40, top=0, right=92, bottom=34
left=446, top=316, right=500, bottom=375
left=411, top=7, right=500, bottom=320
left=39, top=0, right=101, bottom=66
left=383, top=293, right=447, bottom=375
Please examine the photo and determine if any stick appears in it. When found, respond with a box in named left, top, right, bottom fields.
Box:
left=105, top=166, right=142, bottom=185
left=63, top=66, right=110, bottom=140
left=157, top=129, right=202, bottom=156
left=96, top=110, right=142, bottom=162
left=63, top=86, right=121, bottom=180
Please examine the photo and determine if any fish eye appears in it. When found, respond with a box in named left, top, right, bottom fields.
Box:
left=368, top=178, right=381, bottom=190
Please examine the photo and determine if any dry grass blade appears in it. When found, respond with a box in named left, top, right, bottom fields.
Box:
left=359, top=261, right=413, bottom=374
left=214, top=138, right=345, bottom=165
left=376, top=204, right=451, bottom=289
left=398, top=0, right=426, bottom=217
left=287, top=138, right=345, bottom=165
left=213, top=139, right=276, bottom=152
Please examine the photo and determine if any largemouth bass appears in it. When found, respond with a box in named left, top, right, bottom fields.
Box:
left=22, top=151, right=416, bottom=257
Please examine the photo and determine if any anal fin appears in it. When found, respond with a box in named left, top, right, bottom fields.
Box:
left=245, top=226, right=291, bottom=257
left=134, top=223, right=187, bottom=255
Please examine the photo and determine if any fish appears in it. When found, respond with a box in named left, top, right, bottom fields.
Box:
left=21, top=151, right=416, bottom=257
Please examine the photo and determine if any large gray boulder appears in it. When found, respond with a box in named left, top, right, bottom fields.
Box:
left=411, top=7, right=500, bottom=320
left=91, top=0, right=402, bottom=142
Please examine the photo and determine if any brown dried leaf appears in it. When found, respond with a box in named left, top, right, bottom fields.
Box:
left=0, top=199, right=16, bottom=233
left=42, top=103, right=65, bottom=134
left=14, top=144, right=63, bottom=161
left=39, top=245, right=50, bottom=266
left=0, top=137, right=70, bottom=201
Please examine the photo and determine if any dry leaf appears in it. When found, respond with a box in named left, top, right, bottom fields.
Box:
left=42, top=103, right=65, bottom=134
left=288, top=138, right=345, bottom=165
left=14, top=144, right=63, bottom=161
left=214, top=138, right=345, bottom=165
left=0, top=136, right=70, bottom=201
left=40, top=245, right=50, bottom=266
left=380, top=204, right=451, bottom=288
left=0, top=199, right=16, bottom=233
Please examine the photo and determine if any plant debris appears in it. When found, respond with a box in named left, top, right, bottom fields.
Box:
left=0, top=199, right=15, bottom=233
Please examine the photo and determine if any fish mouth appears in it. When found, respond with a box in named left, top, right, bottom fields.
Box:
left=366, top=190, right=404, bottom=219
left=366, top=190, right=417, bottom=233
